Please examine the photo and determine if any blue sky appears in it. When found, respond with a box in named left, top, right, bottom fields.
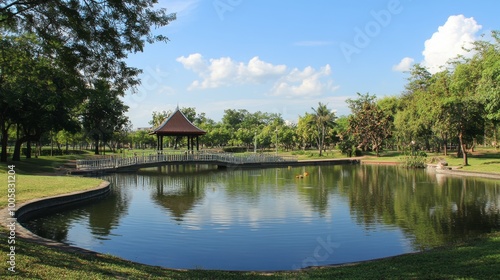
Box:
left=123, top=0, right=498, bottom=128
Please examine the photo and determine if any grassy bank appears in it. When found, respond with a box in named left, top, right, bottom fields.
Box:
left=362, top=148, right=500, bottom=173
left=0, top=174, right=102, bottom=209
left=1, top=230, right=499, bottom=279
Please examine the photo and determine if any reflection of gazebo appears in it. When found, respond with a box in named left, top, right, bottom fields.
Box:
left=151, top=107, right=206, bottom=152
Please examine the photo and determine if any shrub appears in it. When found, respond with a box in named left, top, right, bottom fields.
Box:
left=399, top=152, right=427, bottom=168
left=291, top=150, right=305, bottom=155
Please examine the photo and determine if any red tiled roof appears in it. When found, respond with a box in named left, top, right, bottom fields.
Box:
left=152, top=108, right=206, bottom=136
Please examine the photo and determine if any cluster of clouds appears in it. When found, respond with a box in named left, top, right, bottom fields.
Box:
left=177, top=54, right=338, bottom=97
left=176, top=14, right=484, bottom=98
left=179, top=15, right=484, bottom=98
left=393, top=14, right=483, bottom=73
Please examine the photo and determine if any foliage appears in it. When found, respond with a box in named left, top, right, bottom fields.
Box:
left=296, top=113, right=316, bottom=150
left=0, top=0, right=176, bottom=91
left=309, top=102, right=337, bottom=156
left=347, top=93, right=392, bottom=156
left=0, top=34, right=86, bottom=161
left=398, top=152, right=428, bottom=168
left=81, top=79, right=129, bottom=155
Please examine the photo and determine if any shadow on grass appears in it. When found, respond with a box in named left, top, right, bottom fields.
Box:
left=1, top=158, right=65, bottom=174
left=0, top=154, right=92, bottom=174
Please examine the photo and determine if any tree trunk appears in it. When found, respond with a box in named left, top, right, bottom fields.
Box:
left=12, top=139, right=22, bottom=161
left=0, top=122, right=9, bottom=162
left=442, top=133, right=448, bottom=156
left=26, top=140, right=31, bottom=159
left=50, top=132, right=54, bottom=156
left=318, top=126, right=325, bottom=156
left=94, top=136, right=99, bottom=155
left=494, top=123, right=498, bottom=150
left=12, top=133, right=39, bottom=161
left=12, top=136, right=27, bottom=161
left=458, top=132, right=468, bottom=166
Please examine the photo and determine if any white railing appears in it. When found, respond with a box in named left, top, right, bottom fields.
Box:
left=76, top=151, right=297, bottom=171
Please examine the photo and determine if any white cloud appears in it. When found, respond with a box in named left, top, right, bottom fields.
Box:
left=241, top=56, right=287, bottom=82
left=271, top=64, right=339, bottom=97
left=177, top=53, right=339, bottom=97
left=422, top=15, right=482, bottom=74
left=177, top=54, right=286, bottom=89
left=176, top=53, right=207, bottom=73
left=392, top=57, right=415, bottom=72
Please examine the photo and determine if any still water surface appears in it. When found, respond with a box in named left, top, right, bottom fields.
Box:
left=23, top=165, right=500, bottom=270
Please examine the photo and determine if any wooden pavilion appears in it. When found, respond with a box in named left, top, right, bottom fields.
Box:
left=150, top=107, right=206, bottom=152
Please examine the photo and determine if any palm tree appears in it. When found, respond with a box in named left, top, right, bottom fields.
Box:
left=310, top=102, right=337, bottom=156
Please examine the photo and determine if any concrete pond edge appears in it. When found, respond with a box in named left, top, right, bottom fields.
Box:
left=1, top=181, right=110, bottom=255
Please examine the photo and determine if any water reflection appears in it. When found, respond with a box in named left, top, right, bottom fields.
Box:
left=23, top=176, right=131, bottom=243
left=21, top=164, right=500, bottom=270
left=345, top=165, right=500, bottom=248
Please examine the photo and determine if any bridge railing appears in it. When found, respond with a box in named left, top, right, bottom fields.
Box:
left=76, top=151, right=297, bottom=170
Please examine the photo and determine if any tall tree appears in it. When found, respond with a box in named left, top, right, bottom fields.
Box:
left=447, top=61, right=485, bottom=165
left=474, top=31, right=500, bottom=147
left=81, top=79, right=129, bottom=155
left=309, top=102, right=336, bottom=156
left=395, top=64, right=435, bottom=150
left=149, top=110, right=170, bottom=128
left=296, top=113, right=316, bottom=150
left=347, top=93, right=392, bottom=157
left=429, top=70, right=454, bottom=155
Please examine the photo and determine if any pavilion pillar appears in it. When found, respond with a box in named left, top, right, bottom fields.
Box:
left=196, top=136, right=199, bottom=151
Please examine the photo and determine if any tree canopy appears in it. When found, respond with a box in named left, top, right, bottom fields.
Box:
left=1, top=0, right=176, bottom=90
left=0, top=1, right=175, bottom=161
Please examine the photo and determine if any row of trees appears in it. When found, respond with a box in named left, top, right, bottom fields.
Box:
left=392, top=32, right=500, bottom=165
left=0, top=1, right=175, bottom=161
left=142, top=31, right=499, bottom=165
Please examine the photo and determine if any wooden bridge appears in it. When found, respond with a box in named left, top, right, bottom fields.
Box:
left=74, top=151, right=299, bottom=173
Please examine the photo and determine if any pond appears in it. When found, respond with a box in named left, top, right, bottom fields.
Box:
left=22, top=164, right=500, bottom=271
